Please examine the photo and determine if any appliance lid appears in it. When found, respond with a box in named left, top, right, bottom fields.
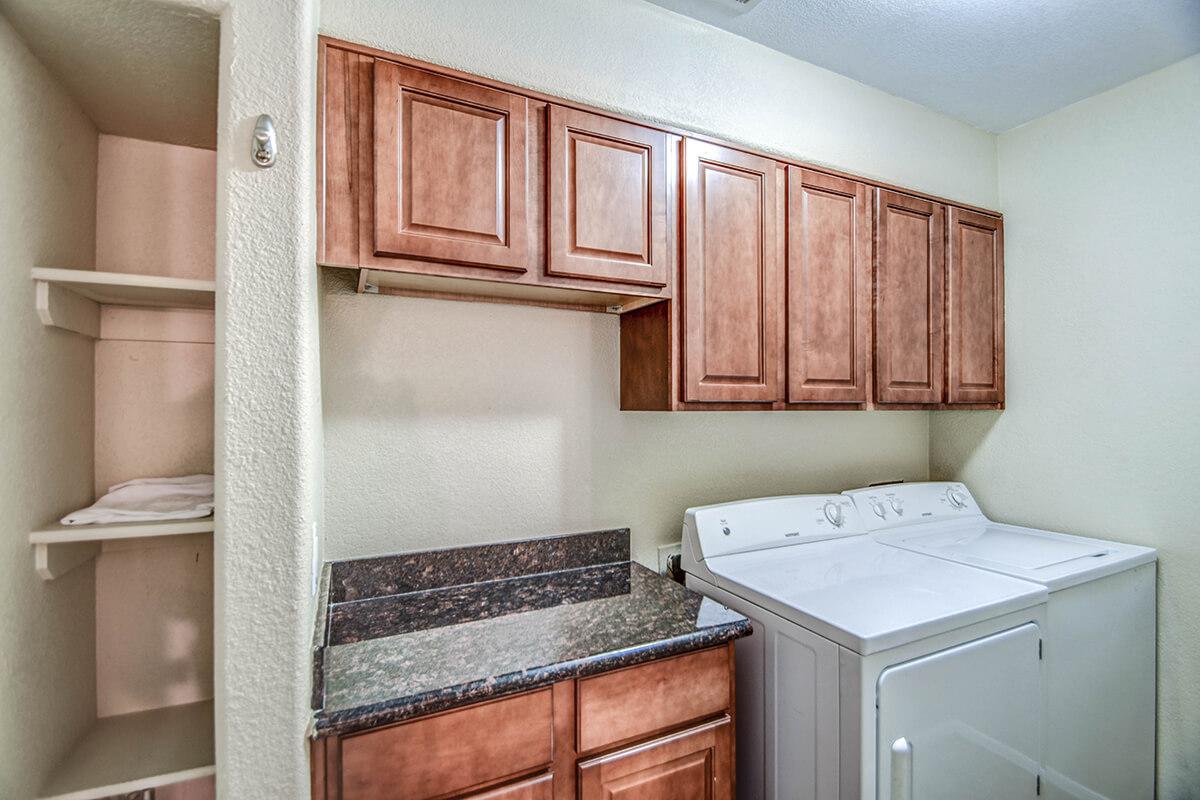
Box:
left=874, top=520, right=1158, bottom=591
left=893, top=523, right=1108, bottom=570
left=701, top=535, right=1046, bottom=655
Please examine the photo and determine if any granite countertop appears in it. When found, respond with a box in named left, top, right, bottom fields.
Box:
left=311, top=528, right=751, bottom=737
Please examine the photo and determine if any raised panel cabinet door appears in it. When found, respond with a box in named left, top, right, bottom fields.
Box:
left=947, top=208, right=1004, bottom=405
left=874, top=189, right=945, bottom=405
left=682, top=139, right=780, bottom=403
left=578, top=717, right=733, bottom=800
left=373, top=60, right=529, bottom=271
left=547, top=105, right=669, bottom=287
left=786, top=168, right=872, bottom=403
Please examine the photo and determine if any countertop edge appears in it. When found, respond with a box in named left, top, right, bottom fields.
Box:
left=310, top=618, right=751, bottom=739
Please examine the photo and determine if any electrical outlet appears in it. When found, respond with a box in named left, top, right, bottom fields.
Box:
left=657, top=542, right=683, bottom=575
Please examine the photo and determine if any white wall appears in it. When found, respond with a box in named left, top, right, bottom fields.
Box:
left=211, top=0, right=321, bottom=797
left=930, top=55, right=1200, bottom=797
left=0, top=15, right=99, bottom=799
left=317, top=0, right=999, bottom=565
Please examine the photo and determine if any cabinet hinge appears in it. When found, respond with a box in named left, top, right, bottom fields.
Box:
left=1038, top=639, right=1043, bottom=660
left=1036, top=774, right=1042, bottom=795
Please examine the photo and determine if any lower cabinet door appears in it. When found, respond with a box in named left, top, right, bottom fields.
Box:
left=466, top=773, right=553, bottom=799
left=578, top=716, right=733, bottom=800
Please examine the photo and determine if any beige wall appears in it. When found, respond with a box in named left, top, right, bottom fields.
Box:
left=321, top=272, right=929, bottom=565
left=92, top=135, right=216, bottom=719
left=930, top=55, right=1200, bottom=797
left=0, top=15, right=99, bottom=800
left=317, top=0, right=1001, bottom=565
left=96, top=134, right=216, bottom=280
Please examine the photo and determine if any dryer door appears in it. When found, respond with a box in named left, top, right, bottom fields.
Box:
left=877, top=623, right=1042, bottom=800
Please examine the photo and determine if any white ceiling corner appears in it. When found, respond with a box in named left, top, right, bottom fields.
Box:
left=643, top=0, right=1200, bottom=131
left=0, top=0, right=219, bottom=148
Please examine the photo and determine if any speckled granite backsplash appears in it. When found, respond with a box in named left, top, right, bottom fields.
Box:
left=311, top=528, right=751, bottom=737
left=327, top=528, right=629, bottom=603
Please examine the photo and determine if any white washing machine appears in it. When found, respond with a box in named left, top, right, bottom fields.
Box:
left=682, top=494, right=1049, bottom=800
left=843, top=482, right=1157, bottom=800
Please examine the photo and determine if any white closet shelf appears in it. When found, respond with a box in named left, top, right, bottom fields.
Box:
left=30, top=517, right=214, bottom=580
left=38, top=700, right=214, bottom=800
left=32, top=268, right=215, bottom=338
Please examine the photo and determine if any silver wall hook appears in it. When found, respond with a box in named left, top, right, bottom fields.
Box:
left=252, top=114, right=277, bottom=168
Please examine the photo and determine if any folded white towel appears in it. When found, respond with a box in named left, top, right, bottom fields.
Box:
left=61, top=474, right=214, bottom=526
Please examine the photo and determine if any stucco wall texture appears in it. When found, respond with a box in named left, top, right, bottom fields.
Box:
left=931, top=55, right=1200, bottom=799
left=210, top=0, right=321, bottom=798
left=0, top=15, right=99, bottom=800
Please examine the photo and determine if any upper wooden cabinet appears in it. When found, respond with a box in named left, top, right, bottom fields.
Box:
left=786, top=168, right=872, bottom=404
left=874, top=189, right=946, bottom=405
left=546, top=105, right=670, bottom=287
left=681, top=139, right=780, bottom=404
left=319, top=37, right=1005, bottom=411
left=947, top=208, right=1004, bottom=405
left=372, top=61, right=530, bottom=271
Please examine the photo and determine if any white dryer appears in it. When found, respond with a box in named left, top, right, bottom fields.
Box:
left=682, top=494, right=1049, bottom=800
left=843, top=482, right=1157, bottom=800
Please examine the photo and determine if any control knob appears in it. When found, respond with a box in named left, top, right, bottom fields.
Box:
left=889, top=496, right=904, bottom=516
left=870, top=499, right=887, bottom=518
left=946, top=487, right=968, bottom=509
left=823, top=501, right=844, bottom=528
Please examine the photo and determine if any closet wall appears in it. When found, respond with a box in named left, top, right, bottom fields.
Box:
left=0, top=16, right=98, bottom=800
left=92, top=135, right=215, bottom=718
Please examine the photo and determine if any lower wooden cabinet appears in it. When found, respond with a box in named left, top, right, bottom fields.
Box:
left=337, top=688, right=553, bottom=800
left=311, top=645, right=737, bottom=800
left=467, top=774, right=554, bottom=800
left=578, top=717, right=733, bottom=800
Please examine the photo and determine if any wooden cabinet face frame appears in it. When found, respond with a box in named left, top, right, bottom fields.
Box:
left=681, top=138, right=781, bottom=404
left=786, top=168, right=872, bottom=404
left=547, top=105, right=670, bottom=287
left=874, top=189, right=946, bottom=405
left=373, top=60, right=530, bottom=271
left=947, top=208, right=1004, bottom=405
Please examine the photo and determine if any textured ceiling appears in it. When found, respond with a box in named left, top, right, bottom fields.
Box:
left=643, top=0, right=1200, bottom=131
left=0, top=0, right=219, bottom=148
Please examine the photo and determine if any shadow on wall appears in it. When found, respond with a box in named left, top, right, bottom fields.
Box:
left=929, top=409, right=1002, bottom=480
left=317, top=267, right=934, bottom=564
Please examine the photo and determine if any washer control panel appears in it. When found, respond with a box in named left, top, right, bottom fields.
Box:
left=842, top=482, right=984, bottom=531
left=685, top=494, right=863, bottom=560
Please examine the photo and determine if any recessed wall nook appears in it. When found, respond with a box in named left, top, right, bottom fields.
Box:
left=15, top=5, right=220, bottom=796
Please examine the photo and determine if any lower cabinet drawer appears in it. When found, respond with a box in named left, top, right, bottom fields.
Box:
left=339, top=689, right=554, bottom=800
left=577, top=646, right=732, bottom=753
left=578, top=716, right=733, bottom=800
left=466, top=773, right=554, bottom=799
